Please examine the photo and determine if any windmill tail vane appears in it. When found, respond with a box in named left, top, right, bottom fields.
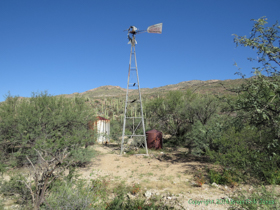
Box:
left=147, top=23, right=163, bottom=34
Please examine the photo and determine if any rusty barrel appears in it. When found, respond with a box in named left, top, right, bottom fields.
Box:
left=146, top=129, right=163, bottom=150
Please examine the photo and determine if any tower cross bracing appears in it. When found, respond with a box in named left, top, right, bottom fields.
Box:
left=120, top=35, right=148, bottom=155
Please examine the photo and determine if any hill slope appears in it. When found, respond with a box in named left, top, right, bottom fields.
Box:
left=59, top=78, right=244, bottom=99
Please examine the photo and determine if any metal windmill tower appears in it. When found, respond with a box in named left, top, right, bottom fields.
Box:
left=120, top=23, right=162, bottom=155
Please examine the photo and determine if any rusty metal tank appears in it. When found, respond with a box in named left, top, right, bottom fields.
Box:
left=146, top=129, right=163, bottom=150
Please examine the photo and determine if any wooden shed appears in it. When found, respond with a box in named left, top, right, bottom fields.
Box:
left=88, top=116, right=110, bottom=144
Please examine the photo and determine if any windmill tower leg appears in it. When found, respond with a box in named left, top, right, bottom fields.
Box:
left=120, top=39, right=148, bottom=155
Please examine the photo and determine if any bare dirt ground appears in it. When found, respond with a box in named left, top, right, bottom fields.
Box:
left=78, top=144, right=245, bottom=210
left=2, top=144, right=279, bottom=209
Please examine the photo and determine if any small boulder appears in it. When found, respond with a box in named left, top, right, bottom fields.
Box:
left=127, top=138, right=134, bottom=145
left=144, top=190, right=152, bottom=199
left=211, top=182, right=219, bottom=188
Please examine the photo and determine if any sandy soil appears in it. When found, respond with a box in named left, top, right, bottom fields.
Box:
left=78, top=144, right=241, bottom=210
left=2, top=144, right=279, bottom=209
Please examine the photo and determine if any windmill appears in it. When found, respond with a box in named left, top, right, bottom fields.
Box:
left=120, top=23, right=162, bottom=155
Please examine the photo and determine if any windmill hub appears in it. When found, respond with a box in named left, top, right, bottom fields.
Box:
left=124, top=23, right=163, bottom=46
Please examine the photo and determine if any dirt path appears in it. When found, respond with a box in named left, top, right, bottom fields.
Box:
left=78, top=144, right=239, bottom=209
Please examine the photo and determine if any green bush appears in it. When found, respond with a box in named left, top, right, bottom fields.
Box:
left=42, top=179, right=98, bottom=210
left=105, top=192, right=164, bottom=210
left=42, top=177, right=167, bottom=210
left=193, top=170, right=206, bottom=187
left=0, top=173, right=33, bottom=206
left=145, top=90, right=221, bottom=153
left=208, top=169, right=240, bottom=186
left=42, top=174, right=111, bottom=209
left=228, top=185, right=280, bottom=210
left=211, top=17, right=280, bottom=184
left=129, top=183, right=141, bottom=195
left=0, top=92, right=98, bottom=209
left=207, top=125, right=280, bottom=184
left=110, top=119, right=122, bottom=143
left=0, top=91, right=97, bottom=168
left=144, top=90, right=191, bottom=147
left=185, top=114, right=227, bottom=156
left=0, top=163, right=7, bottom=176
left=0, top=200, right=4, bottom=210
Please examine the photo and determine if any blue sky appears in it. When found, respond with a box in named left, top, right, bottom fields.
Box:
left=1, top=0, right=279, bottom=102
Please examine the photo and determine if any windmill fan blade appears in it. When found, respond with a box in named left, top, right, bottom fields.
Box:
left=147, top=23, right=163, bottom=34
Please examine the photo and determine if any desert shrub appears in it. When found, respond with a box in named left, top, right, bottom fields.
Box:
left=110, top=118, right=122, bottom=142
left=43, top=177, right=165, bottom=210
left=112, top=181, right=130, bottom=195
left=42, top=179, right=97, bottom=209
left=182, top=94, right=220, bottom=154
left=28, top=168, right=108, bottom=210
left=129, top=183, right=141, bottom=195
left=41, top=171, right=110, bottom=209
left=208, top=169, right=240, bottom=187
left=228, top=185, right=280, bottom=210
left=0, top=173, right=33, bottom=206
left=145, top=90, right=221, bottom=154
left=105, top=193, right=161, bottom=210
left=0, top=200, right=4, bottom=210
left=211, top=17, right=280, bottom=184
left=207, top=125, right=280, bottom=184
left=69, top=147, right=96, bottom=167
left=0, top=91, right=98, bottom=209
left=144, top=90, right=191, bottom=147
left=185, top=113, right=228, bottom=156
left=0, top=91, right=97, bottom=167
left=0, top=164, right=7, bottom=176
left=193, top=170, right=206, bottom=187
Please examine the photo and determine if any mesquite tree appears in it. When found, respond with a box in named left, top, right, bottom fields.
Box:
left=145, top=90, right=220, bottom=153
left=208, top=17, right=280, bottom=184
left=0, top=91, right=96, bottom=209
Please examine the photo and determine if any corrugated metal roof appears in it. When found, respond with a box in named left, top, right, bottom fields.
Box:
left=97, top=116, right=110, bottom=121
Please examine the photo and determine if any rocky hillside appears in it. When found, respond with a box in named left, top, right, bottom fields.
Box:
left=60, top=78, right=245, bottom=99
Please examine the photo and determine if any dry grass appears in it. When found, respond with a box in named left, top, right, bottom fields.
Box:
left=3, top=143, right=280, bottom=210
left=77, top=144, right=229, bottom=197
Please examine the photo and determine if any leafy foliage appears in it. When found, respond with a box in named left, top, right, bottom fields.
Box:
left=193, top=170, right=206, bottom=187
left=208, top=168, right=240, bottom=187
left=0, top=173, right=33, bottom=206
left=42, top=178, right=106, bottom=210
left=0, top=91, right=96, bottom=167
left=228, top=185, right=280, bottom=210
left=110, top=119, right=122, bottom=143
left=208, top=17, right=280, bottom=184
left=207, top=125, right=280, bottom=184
left=0, top=91, right=97, bottom=209
left=106, top=194, right=159, bottom=210
left=145, top=91, right=187, bottom=143
left=145, top=90, right=220, bottom=154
